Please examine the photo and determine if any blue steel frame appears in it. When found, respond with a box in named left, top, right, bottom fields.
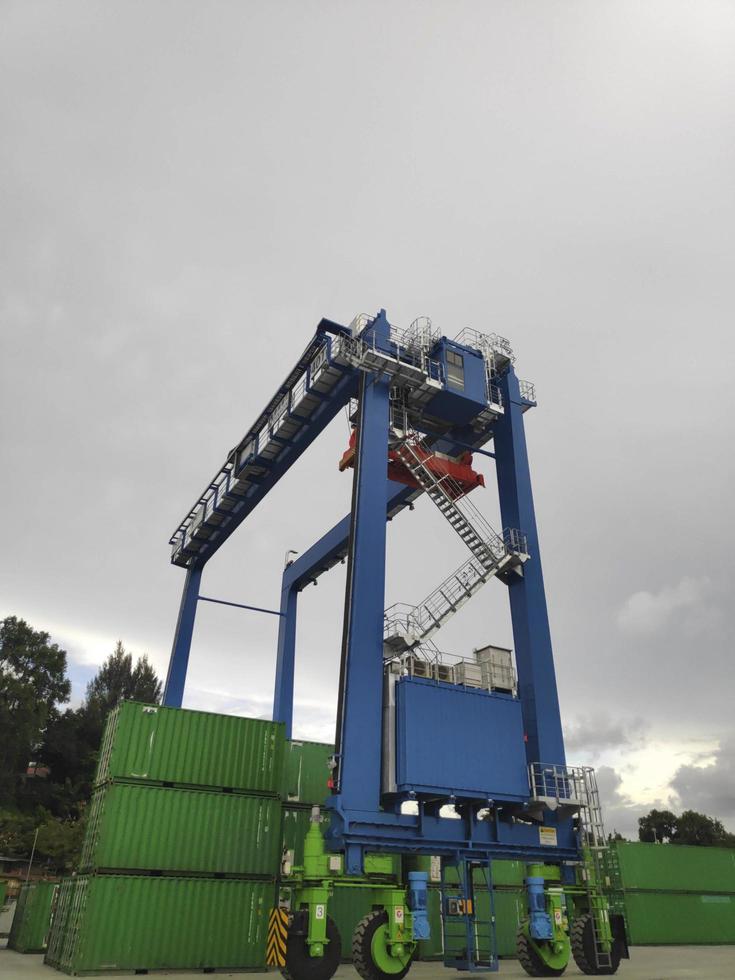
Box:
left=164, top=308, right=574, bottom=874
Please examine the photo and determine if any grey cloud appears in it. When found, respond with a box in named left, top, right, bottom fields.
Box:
left=1, top=2, right=735, bottom=830
left=565, top=715, right=647, bottom=760
left=670, top=734, right=735, bottom=830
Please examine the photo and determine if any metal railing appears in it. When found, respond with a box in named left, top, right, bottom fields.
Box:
left=519, top=379, right=536, bottom=402
left=453, top=326, right=515, bottom=365
left=528, top=764, right=607, bottom=849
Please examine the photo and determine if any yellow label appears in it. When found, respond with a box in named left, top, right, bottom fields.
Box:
left=539, top=826, right=558, bottom=847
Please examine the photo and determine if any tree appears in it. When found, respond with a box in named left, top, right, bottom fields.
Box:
left=77, top=641, right=162, bottom=751
left=638, top=809, right=678, bottom=843
left=672, top=810, right=730, bottom=847
left=0, top=617, right=70, bottom=799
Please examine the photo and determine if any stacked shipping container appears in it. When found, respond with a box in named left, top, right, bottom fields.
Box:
left=281, top=740, right=405, bottom=960
left=7, top=881, right=58, bottom=953
left=45, top=702, right=285, bottom=975
left=605, top=840, right=735, bottom=945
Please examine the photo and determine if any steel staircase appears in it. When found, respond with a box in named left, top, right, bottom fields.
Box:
left=384, top=436, right=528, bottom=651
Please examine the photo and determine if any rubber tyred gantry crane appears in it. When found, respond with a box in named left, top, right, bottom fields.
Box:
left=165, top=311, right=629, bottom=977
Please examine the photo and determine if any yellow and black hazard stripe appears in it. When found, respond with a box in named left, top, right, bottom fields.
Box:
left=266, top=907, right=289, bottom=967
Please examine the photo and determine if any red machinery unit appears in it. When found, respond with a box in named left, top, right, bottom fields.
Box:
left=339, top=429, right=484, bottom=499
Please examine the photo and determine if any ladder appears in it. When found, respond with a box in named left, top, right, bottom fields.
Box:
left=578, top=770, right=614, bottom=972
left=441, top=857, right=498, bottom=972
left=394, top=437, right=517, bottom=567
left=384, top=553, right=511, bottom=651
left=383, top=436, right=527, bottom=650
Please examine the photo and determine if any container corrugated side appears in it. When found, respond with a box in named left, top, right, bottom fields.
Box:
left=492, top=889, right=525, bottom=957
left=624, top=891, right=735, bottom=945
left=614, top=841, right=735, bottom=893
left=95, top=701, right=285, bottom=794
left=45, top=878, right=75, bottom=968
left=80, top=782, right=281, bottom=876
left=281, top=807, right=400, bottom=880
left=44, top=875, right=273, bottom=974
left=329, top=885, right=378, bottom=961
left=282, top=806, right=317, bottom=868
left=283, top=740, right=332, bottom=804
left=7, top=881, right=58, bottom=953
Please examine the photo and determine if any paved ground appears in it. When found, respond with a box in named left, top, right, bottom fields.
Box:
left=2, top=948, right=735, bottom=980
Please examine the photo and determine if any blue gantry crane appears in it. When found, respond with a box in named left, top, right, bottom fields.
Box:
left=164, top=311, right=629, bottom=977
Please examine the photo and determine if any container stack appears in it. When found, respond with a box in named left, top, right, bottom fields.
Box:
left=281, top=738, right=334, bottom=867
left=281, top=739, right=402, bottom=959
left=7, top=881, right=58, bottom=953
left=45, top=702, right=285, bottom=975
left=605, top=840, right=735, bottom=945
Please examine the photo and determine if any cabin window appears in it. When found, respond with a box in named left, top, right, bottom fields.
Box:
left=446, top=350, right=465, bottom=389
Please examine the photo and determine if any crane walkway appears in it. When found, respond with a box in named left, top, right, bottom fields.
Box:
left=384, top=435, right=528, bottom=651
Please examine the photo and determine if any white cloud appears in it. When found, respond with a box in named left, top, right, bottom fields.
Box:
left=616, top=576, right=710, bottom=636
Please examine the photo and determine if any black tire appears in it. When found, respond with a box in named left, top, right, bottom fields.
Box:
left=516, top=925, right=567, bottom=977
left=281, top=911, right=342, bottom=980
left=570, top=914, right=622, bottom=976
left=352, top=910, right=414, bottom=980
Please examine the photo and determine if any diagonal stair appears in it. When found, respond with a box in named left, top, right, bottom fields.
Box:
left=384, top=435, right=528, bottom=651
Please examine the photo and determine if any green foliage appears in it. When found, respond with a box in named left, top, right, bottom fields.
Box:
left=0, top=807, right=86, bottom=870
left=638, top=809, right=678, bottom=844
left=639, top=807, right=734, bottom=847
left=0, top=617, right=70, bottom=797
left=78, top=640, right=162, bottom=751
left=2, top=620, right=161, bottom=870
left=672, top=810, right=732, bottom=847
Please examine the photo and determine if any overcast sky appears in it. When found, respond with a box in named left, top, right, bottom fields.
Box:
left=2, top=1, right=734, bottom=839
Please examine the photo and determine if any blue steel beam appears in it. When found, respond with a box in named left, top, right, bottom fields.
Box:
left=163, top=351, right=358, bottom=707
left=332, top=313, right=392, bottom=818
left=189, top=368, right=358, bottom=568
left=493, top=366, right=566, bottom=767
left=273, top=479, right=415, bottom=737
left=163, top=565, right=202, bottom=707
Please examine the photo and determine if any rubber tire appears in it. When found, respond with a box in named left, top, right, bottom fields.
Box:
left=570, top=914, right=622, bottom=976
left=281, top=912, right=342, bottom=980
left=516, top=925, right=567, bottom=978
left=352, top=910, right=414, bottom=980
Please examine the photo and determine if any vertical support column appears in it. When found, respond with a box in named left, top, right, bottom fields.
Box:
left=494, top=368, right=566, bottom=767
left=273, top=582, right=298, bottom=738
left=333, top=320, right=391, bottom=816
left=163, top=565, right=203, bottom=708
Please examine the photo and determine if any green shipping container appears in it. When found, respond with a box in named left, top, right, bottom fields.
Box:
left=80, top=782, right=282, bottom=876
left=281, top=808, right=400, bottom=880
left=282, top=806, right=318, bottom=868
left=283, top=740, right=333, bottom=804
left=95, top=701, right=285, bottom=794
left=612, top=841, right=735, bottom=893
left=329, top=885, right=380, bottom=960
left=8, top=881, right=58, bottom=953
left=492, top=888, right=525, bottom=957
left=624, top=891, right=735, bottom=945
left=44, top=875, right=273, bottom=974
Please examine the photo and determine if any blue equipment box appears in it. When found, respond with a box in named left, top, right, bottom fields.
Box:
left=394, top=676, right=529, bottom=803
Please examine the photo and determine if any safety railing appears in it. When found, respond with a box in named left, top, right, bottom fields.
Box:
left=453, top=327, right=515, bottom=365
left=519, top=379, right=536, bottom=402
